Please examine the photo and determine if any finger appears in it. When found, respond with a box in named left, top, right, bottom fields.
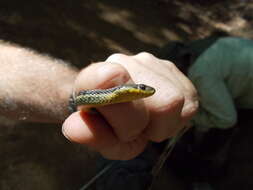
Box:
left=132, top=53, right=197, bottom=135
left=62, top=111, right=117, bottom=151
left=98, top=101, right=149, bottom=142
left=62, top=111, right=148, bottom=160
left=129, top=53, right=188, bottom=141
left=144, top=90, right=185, bottom=142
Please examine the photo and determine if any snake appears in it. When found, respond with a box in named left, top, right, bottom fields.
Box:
left=74, top=84, right=156, bottom=109
left=72, top=84, right=186, bottom=190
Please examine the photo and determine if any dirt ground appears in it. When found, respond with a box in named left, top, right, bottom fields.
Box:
left=0, top=0, right=253, bottom=189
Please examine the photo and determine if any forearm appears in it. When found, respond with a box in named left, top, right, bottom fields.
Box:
left=0, top=42, right=78, bottom=123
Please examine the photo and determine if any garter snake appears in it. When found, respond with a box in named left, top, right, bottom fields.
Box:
left=74, top=84, right=156, bottom=109
left=71, top=84, right=186, bottom=190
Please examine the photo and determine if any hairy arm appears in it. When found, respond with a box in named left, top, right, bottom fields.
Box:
left=0, top=42, right=78, bottom=123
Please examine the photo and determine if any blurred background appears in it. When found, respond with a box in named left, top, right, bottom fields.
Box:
left=0, top=0, right=253, bottom=189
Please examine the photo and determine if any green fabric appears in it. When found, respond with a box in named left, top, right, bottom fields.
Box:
left=188, top=37, right=253, bottom=130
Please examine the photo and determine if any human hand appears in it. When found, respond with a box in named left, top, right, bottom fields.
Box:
left=62, top=52, right=198, bottom=160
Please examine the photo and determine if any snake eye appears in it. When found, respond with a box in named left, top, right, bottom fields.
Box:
left=138, top=84, right=146, bottom=90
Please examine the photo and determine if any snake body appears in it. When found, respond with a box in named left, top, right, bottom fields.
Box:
left=75, top=84, right=155, bottom=108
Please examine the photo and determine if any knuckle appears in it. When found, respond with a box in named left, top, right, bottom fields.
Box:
left=135, top=52, right=155, bottom=60
left=191, top=101, right=199, bottom=113
left=190, top=100, right=199, bottom=114
left=181, top=84, right=199, bottom=119
left=182, top=101, right=199, bottom=120
left=106, top=53, right=128, bottom=63
left=191, top=87, right=198, bottom=100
